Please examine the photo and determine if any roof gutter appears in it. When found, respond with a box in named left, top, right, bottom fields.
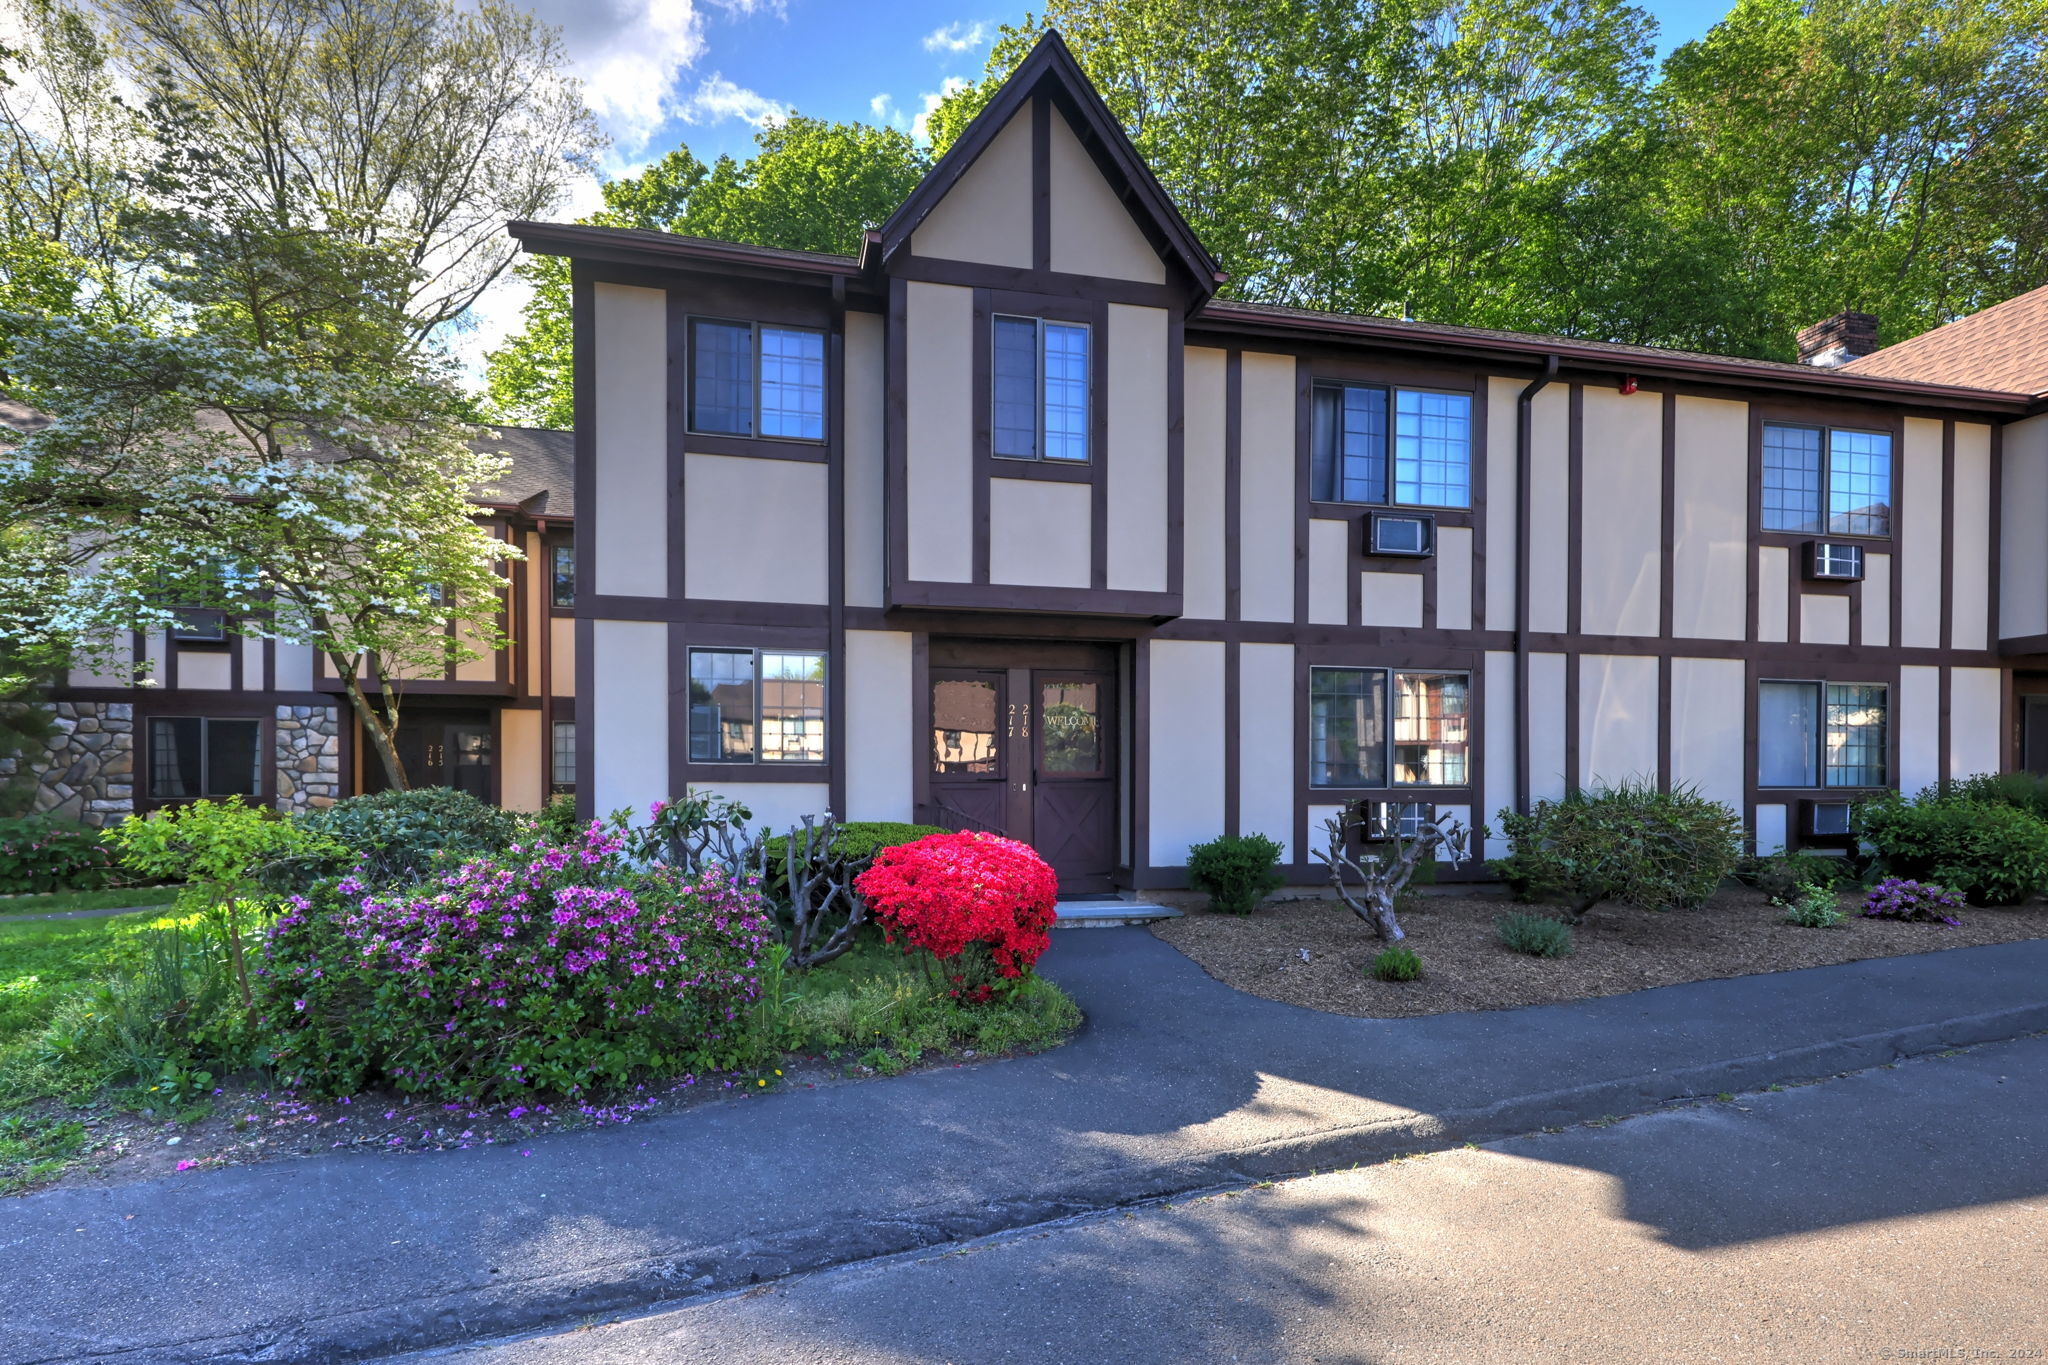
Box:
left=1515, top=355, right=1559, bottom=817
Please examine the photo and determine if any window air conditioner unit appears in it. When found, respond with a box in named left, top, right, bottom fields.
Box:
left=1804, top=541, right=1865, bottom=582
left=1359, top=800, right=1433, bottom=841
left=1369, top=512, right=1435, bottom=558
left=170, top=607, right=228, bottom=643
left=1801, top=799, right=1855, bottom=840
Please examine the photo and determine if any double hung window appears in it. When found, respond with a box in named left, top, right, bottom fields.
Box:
left=1309, top=667, right=1469, bottom=788
left=148, top=717, right=261, bottom=799
left=551, top=720, right=576, bottom=788
left=688, top=319, right=827, bottom=441
left=1761, top=423, right=1892, bottom=537
left=1311, top=383, right=1472, bottom=508
left=1758, top=681, right=1888, bottom=788
left=993, top=315, right=1091, bottom=462
left=687, top=648, right=827, bottom=764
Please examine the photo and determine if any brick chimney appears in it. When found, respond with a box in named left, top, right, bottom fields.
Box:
left=1796, top=310, right=1879, bottom=368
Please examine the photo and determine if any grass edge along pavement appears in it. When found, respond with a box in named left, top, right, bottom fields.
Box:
left=6, top=932, right=2046, bottom=1365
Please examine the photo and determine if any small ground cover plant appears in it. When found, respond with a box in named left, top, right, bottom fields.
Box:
left=1187, top=832, right=1287, bottom=914
left=1371, top=945, right=1422, bottom=981
left=1778, top=882, right=1845, bottom=929
left=1861, top=877, right=1965, bottom=925
left=856, top=831, right=1059, bottom=1003
left=1491, top=781, right=1742, bottom=919
left=1497, top=911, right=1574, bottom=958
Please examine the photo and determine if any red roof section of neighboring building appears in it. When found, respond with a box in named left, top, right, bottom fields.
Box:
left=1843, top=283, right=2048, bottom=395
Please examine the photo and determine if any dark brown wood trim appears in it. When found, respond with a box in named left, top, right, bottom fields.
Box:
left=972, top=287, right=993, bottom=586
left=1564, top=650, right=1581, bottom=793
left=1166, top=305, right=1187, bottom=601
left=1293, top=359, right=1312, bottom=626
left=1031, top=94, right=1051, bottom=275
left=573, top=263, right=597, bottom=818
left=893, top=255, right=1177, bottom=310
left=676, top=431, right=830, bottom=464
left=1223, top=639, right=1240, bottom=838
left=827, top=289, right=849, bottom=820
left=885, top=275, right=910, bottom=606
left=1566, top=383, right=1584, bottom=640
left=1090, top=297, right=1111, bottom=592
left=1940, top=419, right=1956, bottom=783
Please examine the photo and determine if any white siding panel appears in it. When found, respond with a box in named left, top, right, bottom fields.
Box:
left=845, top=630, right=914, bottom=823
left=1307, top=519, right=1348, bottom=625
left=1799, top=593, right=1850, bottom=646
left=1579, top=388, right=1663, bottom=637
left=1360, top=571, right=1424, bottom=628
left=1048, top=111, right=1165, bottom=284
left=1528, top=652, right=1568, bottom=802
left=1670, top=657, right=1745, bottom=812
left=1862, top=553, right=1892, bottom=648
left=1951, top=423, right=1992, bottom=650
left=1482, top=649, right=1516, bottom=858
left=1106, top=304, right=1170, bottom=592
left=1579, top=652, right=1659, bottom=789
left=2000, top=413, right=2048, bottom=640
left=1897, top=664, right=1942, bottom=796
left=989, top=479, right=1091, bottom=588
left=1526, top=387, right=1570, bottom=633
left=1950, top=666, right=2002, bottom=783
left=1483, top=378, right=1522, bottom=631
left=1757, top=546, right=1789, bottom=642
left=1147, top=640, right=1226, bottom=867
left=1238, top=643, right=1295, bottom=862
left=844, top=311, right=887, bottom=609
left=684, top=454, right=829, bottom=604
left=178, top=649, right=231, bottom=691
left=590, top=620, right=669, bottom=823
left=694, top=783, right=833, bottom=836
left=910, top=108, right=1032, bottom=268
left=1754, top=804, right=1788, bottom=856
left=274, top=644, right=315, bottom=693
left=1899, top=417, right=1945, bottom=648
left=1183, top=348, right=1229, bottom=620
left=1238, top=353, right=1298, bottom=622
left=906, top=282, right=975, bottom=583
left=592, top=283, right=669, bottom=599
left=1670, top=395, right=1750, bottom=640
left=1435, top=525, right=1473, bottom=631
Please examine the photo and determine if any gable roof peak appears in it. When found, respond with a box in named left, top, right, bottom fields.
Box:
left=871, top=28, right=1221, bottom=300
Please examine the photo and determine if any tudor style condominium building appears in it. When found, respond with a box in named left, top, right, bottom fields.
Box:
left=24, top=33, right=2048, bottom=896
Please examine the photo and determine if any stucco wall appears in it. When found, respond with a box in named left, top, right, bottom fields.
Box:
left=989, top=478, right=1091, bottom=588
left=905, top=281, right=974, bottom=583
left=2001, top=413, right=2048, bottom=640
left=1147, top=639, right=1225, bottom=866
left=844, top=311, right=888, bottom=609
left=1105, top=303, right=1170, bottom=592
left=499, top=707, right=543, bottom=813
left=590, top=619, right=669, bottom=821
left=1048, top=109, right=1165, bottom=284
left=1899, top=416, right=1945, bottom=649
left=1669, top=394, right=1748, bottom=641
left=1669, top=656, right=1745, bottom=811
left=1951, top=423, right=1992, bottom=651
left=684, top=453, right=830, bottom=604
left=1182, top=346, right=1229, bottom=621
left=1578, top=652, right=1659, bottom=787
left=844, top=629, right=914, bottom=823
left=1237, top=352, right=1297, bottom=623
left=591, top=282, right=669, bottom=599
left=1237, top=642, right=1295, bottom=861
left=1578, top=388, right=1663, bottom=638
left=911, top=108, right=1033, bottom=268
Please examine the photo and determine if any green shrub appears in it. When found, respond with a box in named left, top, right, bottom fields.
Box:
left=1497, top=911, right=1574, bottom=958
left=1737, top=850, right=1856, bottom=901
left=1779, top=882, right=1845, bottom=929
left=529, top=791, right=582, bottom=846
left=0, top=815, right=116, bottom=894
left=1370, top=945, right=1423, bottom=981
left=1490, top=781, right=1742, bottom=917
left=1186, top=832, right=1287, bottom=914
left=1947, top=771, right=2048, bottom=823
left=287, top=787, right=518, bottom=890
left=1856, top=788, right=2048, bottom=906
left=761, top=820, right=946, bottom=910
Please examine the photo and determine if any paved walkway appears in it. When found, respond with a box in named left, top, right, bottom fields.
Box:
left=4, top=930, right=2046, bottom=1364
left=407, top=1033, right=2048, bottom=1363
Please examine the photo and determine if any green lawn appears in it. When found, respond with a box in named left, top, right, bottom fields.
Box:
left=0, top=886, right=180, bottom=918
left=0, top=910, right=193, bottom=1107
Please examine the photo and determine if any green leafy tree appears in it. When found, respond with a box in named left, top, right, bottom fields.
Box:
left=487, top=117, right=928, bottom=427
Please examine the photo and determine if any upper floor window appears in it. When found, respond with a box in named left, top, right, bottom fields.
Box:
left=1309, top=666, right=1469, bottom=788
left=687, top=648, right=826, bottom=764
left=550, top=543, right=575, bottom=609
left=1758, top=680, right=1888, bottom=789
left=687, top=318, right=826, bottom=442
left=993, top=315, right=1090, bottom=462
left=1762, top=423, right=1891, bottom=537
left=1311, top=383, right=1472, bottom=508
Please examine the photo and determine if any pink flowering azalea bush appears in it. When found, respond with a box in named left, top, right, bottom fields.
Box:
left=854, top=832, right=1059, bottom=1004
left=255, top=824, right=776, bottom=1099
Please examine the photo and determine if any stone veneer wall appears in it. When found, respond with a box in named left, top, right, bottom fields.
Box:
left=0, top=702, right=135, bottom=826
left=275, top=705, right=342, bottom=813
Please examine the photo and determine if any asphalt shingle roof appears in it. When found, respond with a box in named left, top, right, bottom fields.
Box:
left=1842, top=284, right=2048, bottom=396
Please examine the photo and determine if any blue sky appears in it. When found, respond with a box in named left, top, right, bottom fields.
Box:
left=459, top=0, right=1739, bottom=375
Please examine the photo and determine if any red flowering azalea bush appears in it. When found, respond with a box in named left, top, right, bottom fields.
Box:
left=256, top=825, right=776, bottom=1099
left=854, top=832, right=1059, bottom=1003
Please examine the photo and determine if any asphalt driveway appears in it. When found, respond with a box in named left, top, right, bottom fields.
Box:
left=4, top=929, right=2045, bottom=1363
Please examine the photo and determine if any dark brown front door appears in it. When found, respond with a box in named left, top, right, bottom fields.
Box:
left=928, top=642, right=1120, bottom=895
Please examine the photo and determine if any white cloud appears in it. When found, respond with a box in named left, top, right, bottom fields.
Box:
left=922, top=20, right=988, bottom=54
left=521, top=0, right=710, bottom=158
left=677, top=72, right=786, bottom=128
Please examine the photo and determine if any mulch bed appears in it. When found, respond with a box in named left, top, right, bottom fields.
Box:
left=1151, top=886, right=2048, bottom=1019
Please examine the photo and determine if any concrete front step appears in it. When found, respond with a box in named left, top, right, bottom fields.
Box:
left=1052, top=898, right=1181, bottom=928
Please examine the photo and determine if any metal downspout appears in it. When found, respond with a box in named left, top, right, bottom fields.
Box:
left=1515, top=355, right=1559, bottom=815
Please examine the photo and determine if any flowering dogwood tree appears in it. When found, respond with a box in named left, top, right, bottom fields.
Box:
left=0, top=314, right=516, bottom=790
